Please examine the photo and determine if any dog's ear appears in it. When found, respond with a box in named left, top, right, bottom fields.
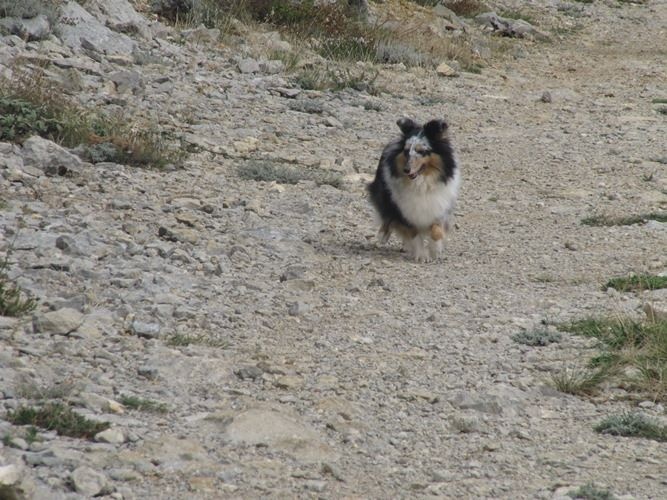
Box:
left=423, top=119, right=449, bottom=140
left=396, top=118, right=419, bottom=137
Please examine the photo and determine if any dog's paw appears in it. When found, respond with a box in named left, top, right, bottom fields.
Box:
left=412, top=242, right=431, bottom=263
left=427, top=238, right=444, bottom=260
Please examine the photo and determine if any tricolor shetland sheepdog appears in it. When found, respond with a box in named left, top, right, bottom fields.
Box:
left=367, top=118, right=460, bottom=262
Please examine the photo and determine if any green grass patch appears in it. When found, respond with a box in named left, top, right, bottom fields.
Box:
left=119, top=395, right=168, bottom=414
left=558, top=317, right=667, bottom=400
left=166, top=332, right=229, bottom=348
left=605, top=274, right=667, bottom=292
left=293, top=65, right=379, bottom=94
left=595, top=412, right=667, bottom=442
left=6, top=403, right=109, bottom=440
left=568, top=483, right=616, bottom=500
left=499, top=9, right=536, bottom=24
left=550, top=367, right=609, bottom=396
left=0, top=68, right=181, bottom=168
left=238, top=160, right=343, bottom=188
left=581, top=212, right=667, bottom=226
left=0, top=0, right=59, bottom=24
left=512, top=328, right=562, bottom=346
left=14, top=380, right=76, bottom=400
left=0, top=255, right=36, bottom=317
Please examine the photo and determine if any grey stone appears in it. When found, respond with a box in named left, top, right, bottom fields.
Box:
left=137, top=366, right=158, bottom=379
left=182, top=24, right=220, bottom=44
left=304, top=480, right=327, bottom=492
left=70, top=466, right=109, bottom=496
left=158, top=226, right=199, bottom=244
left=238, top=58, right=260, bottom=74
left=449, top=392, right=503, bottom=415
left=108, top=468, right=141, bottom=482
left=131, top=320, right=161, bottom=339
left=109, top=70, right=143, bottom=94
left=85, top=0, right=152, bottom=38
left=234, top=365, right=264, bottom=380
left=260, top=60, right=284, bottom=75
left=474, top=11, right=550, bottom=40
left=21, top=136, right=83, bottom=173
left=33, top=308, right=84, bottom=335
left=95, top=428, right=126, bottom=444
left=223, top=409, right=336, bottom=462
left=288, top=301, right=312, bottom=316
left=0, top=464, right=22, bottom=486
left=57, top=1, right=136, bottom=55
left=0, top=15, right=51, bottom=41
left=55, top=235, right=83, bottom=256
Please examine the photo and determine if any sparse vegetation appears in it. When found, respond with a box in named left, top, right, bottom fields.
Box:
left=0, top=0, right=60, bottom=24
left=443, top=0, right=488, bottom=17
left=0, top=68, right=181, bottom=168
left=6, top=403, right=110, bottom=439
left=550, top=366, right=609, bottom=396
left=0, top=253, right=36, bottom=317
left=568, top=483, right=616, bottom=500
left=581, top=212, right=667, bottom=226
left=238, top=160, right=343, bottom=188
left=604, top=274, right=667, bottom=292
left=119, top=394, right=169, bottom=414
left=151, top=0, right=482, bottom=71
left=512, top=328, right=562, bottom=346
left=595, top=412, right=667, bottom=442
left=558, top=317, right=667, bottom=400
left=652, top=98, right=667, bottom=104
left=15, top=380, right=76, bottom=400
left=499, top=9, right=535, bottom=24
left=294, top=65, right=380, bottom=94
left=166, top=332, right=229, bottom=348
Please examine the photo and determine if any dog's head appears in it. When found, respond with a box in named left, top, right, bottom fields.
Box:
left=394, top=118, right=449, bottom=180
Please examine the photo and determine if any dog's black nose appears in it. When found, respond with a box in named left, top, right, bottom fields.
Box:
left=403, top=167, right=411, bottom=174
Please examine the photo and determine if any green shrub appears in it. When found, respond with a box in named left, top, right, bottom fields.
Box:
left=595, top=412, right=667, bottom=442
left=568, top=483, right=616, bottom=500
left=7, top=403, right=109, bottom=439
left=605, top=274, right=667, bottom=292
left=0, top=255, right=36, bottom=317
left=0, top=69, right=181, bottom=168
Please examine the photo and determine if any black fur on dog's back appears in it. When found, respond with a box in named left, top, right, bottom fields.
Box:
left=367, top=118, right=457, bottom=230
left=367, top=139, right=412, bottom=229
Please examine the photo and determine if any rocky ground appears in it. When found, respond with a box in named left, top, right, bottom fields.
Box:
left=1, top=0, right=666, bottom=498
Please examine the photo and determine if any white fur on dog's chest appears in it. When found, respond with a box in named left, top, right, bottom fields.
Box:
left=385, top=169, right=460, bottom=228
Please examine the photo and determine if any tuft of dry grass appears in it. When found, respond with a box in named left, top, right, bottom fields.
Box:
left=0, top=66, right=181, bottom=168
left=604, top=274, right=667, bottom=292
left=558, top=317, right=667, bottom=401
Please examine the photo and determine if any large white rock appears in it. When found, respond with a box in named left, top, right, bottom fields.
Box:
left=57, top=1, right=136, bottom=55
left=223, top=409, right=336, bottom=462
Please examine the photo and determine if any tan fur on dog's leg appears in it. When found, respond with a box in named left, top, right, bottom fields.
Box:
left=430, top=223, right=445, bottom=241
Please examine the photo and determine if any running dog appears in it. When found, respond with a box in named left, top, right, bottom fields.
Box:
left=367, top=118, right=460, bottom=262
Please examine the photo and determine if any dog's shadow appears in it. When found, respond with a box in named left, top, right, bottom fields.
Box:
left=312, top=237, right=411, bottom=262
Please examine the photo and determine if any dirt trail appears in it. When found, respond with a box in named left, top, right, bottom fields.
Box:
left=1, top=1, right=666, bottom=498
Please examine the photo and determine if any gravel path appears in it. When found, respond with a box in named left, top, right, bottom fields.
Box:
left=1, top=1, right=666, bottom=498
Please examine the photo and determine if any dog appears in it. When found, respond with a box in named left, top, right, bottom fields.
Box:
left=367, top=118, right=460, bottom=262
